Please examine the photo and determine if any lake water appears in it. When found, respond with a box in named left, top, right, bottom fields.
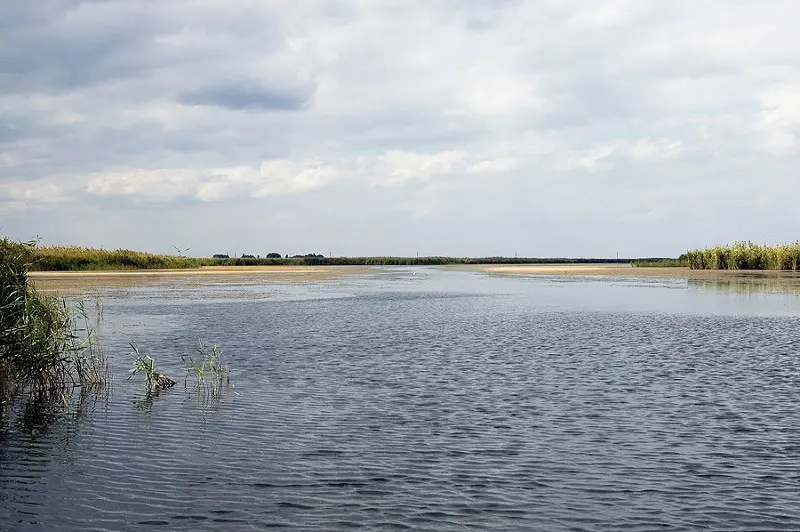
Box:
left=3, top=267, right=800, bottom=531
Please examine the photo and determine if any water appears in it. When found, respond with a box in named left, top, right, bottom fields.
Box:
left=3, top=267, right=800, bottom=531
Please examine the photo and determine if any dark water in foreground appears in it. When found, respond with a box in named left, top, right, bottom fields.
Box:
left=3, top=268, right=800, bottom=531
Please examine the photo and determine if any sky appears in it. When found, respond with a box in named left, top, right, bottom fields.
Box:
left=1, top=0, right=799, bottom=258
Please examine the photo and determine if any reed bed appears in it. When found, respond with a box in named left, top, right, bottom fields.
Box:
left=1, top=239, right=108, bottom=408
left=31, top=246, right=208, bottom=270
left=630, top=258, right=687, bottom=267
left=686, top=242, right=800, bottom=270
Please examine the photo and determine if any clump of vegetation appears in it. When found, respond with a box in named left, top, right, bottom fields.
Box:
left=30, top=246, right=208, bottom=271
left=128, top=343, right=176, bottom=393
left=181, top=341, right=230, bottom=398
left=630, top=257, right=687, bottom=267
left=1, top=238, right=108, bottom=406
left=686, top=242, right=800, bottom=270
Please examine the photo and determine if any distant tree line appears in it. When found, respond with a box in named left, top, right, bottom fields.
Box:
left=19, top=242, right=692, bottom=271
left=206, top=256, right=643, bottom=267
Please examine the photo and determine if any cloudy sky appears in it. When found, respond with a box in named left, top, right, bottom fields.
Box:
left=2, top=1, right=799, bottom=257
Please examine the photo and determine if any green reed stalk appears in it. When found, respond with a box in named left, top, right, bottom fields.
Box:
left=1, top=238, right=109, bottom=406
left=686, top=241, right=800, bottom=270
left=181, top=341, right=230, bottom=398
left=128, top=342, right=176, bottom=393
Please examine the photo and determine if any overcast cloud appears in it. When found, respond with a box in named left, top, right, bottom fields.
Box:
left=1, top=0, right=799, bottom=257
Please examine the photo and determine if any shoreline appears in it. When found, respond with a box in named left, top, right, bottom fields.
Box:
left=30, top=265, right=349, bottom=277
left=29, top=264, right=800, bottom=294
left=29, top=265, right=373, bottom=293
left=474, top=264, right=800, bottom=281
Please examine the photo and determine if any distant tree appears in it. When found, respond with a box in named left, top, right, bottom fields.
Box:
left=212, top=254, right=229, bottom=259
left=266, top=252, right=282, bottom=259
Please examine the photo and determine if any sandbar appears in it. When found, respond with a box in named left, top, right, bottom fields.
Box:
left=30, top=265, right=372, bottom=293
left=472, top=264, right=800, bottom=283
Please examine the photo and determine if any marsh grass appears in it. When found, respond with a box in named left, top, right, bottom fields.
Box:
left=182, top=341, right=230, bottom=398
left=31, top=246, right=208, bottom=271
left=1, top=238, right=109, bottom=412
left=686, top=242, right=800, bottom=270
left=631, top=258, right=687, bottom=267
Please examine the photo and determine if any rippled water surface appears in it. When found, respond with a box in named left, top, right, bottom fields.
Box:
left=3, top=268, right=800, bottom=531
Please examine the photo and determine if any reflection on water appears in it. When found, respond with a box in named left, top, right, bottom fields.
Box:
left=2, top=267, right=800, bottom=531
left=690, top=277, right=800, bottom=295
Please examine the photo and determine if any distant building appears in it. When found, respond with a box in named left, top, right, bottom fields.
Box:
left=212, top=254, right=229, bottom=259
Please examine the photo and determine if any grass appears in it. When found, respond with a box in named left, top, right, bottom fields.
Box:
left=630, top=258, right=687, bottom=268
left=128, top=341, right=233, bottom=398
left=182, top=341, right=230, bottom=398
left=686, top=242, right=800, bottom=270
left=1, top=238, right=108, bottom=408
left=31, top=246, right=208, bottom=271
left=128, top=343, right=176, bottom=393
left=3, top=237, right=239, bottom=423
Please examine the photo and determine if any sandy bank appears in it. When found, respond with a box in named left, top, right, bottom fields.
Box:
left=30, top=265, right=371, bottom=293
left=475, top=264, right=800, bottom=281
left=31, top=265, right=350, bottom=276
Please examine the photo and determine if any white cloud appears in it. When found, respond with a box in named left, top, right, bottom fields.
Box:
left=624, top=139, right=685, bottom=161
left=557, top=138, right=685, bottom=171
left=254, top=159, right=340, bottom=197
left=0, top=179, right=71, bottom=210
left=366, top=151, right=466, bottom=186
left=755, top=84, right=800, bottom=155
left=2, top=1, right=800, bottom=255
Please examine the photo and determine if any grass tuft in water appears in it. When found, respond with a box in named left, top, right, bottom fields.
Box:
left=128, top=343, right=176, bottom=393
left=181, top=341, right=230, bottom=398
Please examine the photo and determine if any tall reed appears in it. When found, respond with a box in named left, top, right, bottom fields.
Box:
left=686, top=242, right=800, bottom=270
left=30, top=246, right=207, bottom=270
left=1, top=238, right=108, bottom=405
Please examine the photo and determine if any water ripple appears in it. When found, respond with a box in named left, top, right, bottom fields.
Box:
left=2, top=269, right=800, bottom=530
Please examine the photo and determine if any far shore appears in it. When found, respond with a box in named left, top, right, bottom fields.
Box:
left=30, top=263, right=800, bottom=294
left=473, top=264, right=800, bottom=281
left=29, top=265, right=372, bottom=292
left=30, top=265, right=355, bottom=277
